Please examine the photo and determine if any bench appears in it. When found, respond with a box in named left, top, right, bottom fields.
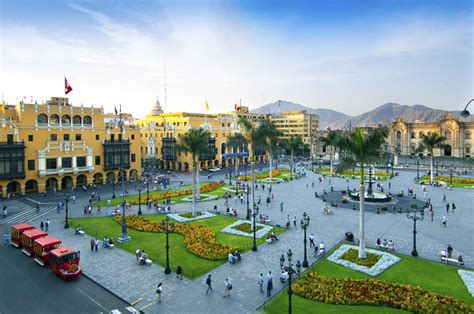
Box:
left=377, top=244, right=395, bottom=251
left=441, top=256, right=464, bottom=266
left=77, top=230, right=85, bottom=236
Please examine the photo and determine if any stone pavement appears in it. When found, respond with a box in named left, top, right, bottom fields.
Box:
left=4, top=166, right=473, bottom=313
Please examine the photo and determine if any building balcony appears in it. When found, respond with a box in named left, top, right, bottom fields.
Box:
left=39, top=166, right=94, bottom=177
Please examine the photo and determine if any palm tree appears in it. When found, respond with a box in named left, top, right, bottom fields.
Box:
left=238, top=117, right=264, bottom=239
left=421, top=132, right=446, bottom=184
left=226, top=133, right=248, bottom=183
left=342, top=128, right=388, bottom=258
left=260, top=121, right=281, bottom=181
left=176, top=128, right=210, bottom=216
left=320, top=131, right=339, bottom=175
left=287, top=136, right=303, bottom=180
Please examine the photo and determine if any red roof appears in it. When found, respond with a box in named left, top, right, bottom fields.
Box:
left=11, top=224, right=34, bottom=232
left=23, top=229, right=47, bottom=238
left=34, top=235, right=61, bottom=247
left=51, top=246, right=76, bottom=257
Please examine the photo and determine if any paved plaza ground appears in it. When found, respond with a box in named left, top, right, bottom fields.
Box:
left=1, top=165, right=473, bottom=313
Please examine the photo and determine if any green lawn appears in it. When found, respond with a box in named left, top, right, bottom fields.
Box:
left=263, top=243, right=473, bottom=313
left=70, top=214, right=285, bottom=279
left=417, top=175, right=474, bottom=188
left=95, top=183, right=233, bottom=207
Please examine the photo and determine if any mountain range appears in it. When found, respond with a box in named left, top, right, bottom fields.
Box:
left=250, top=100, right=472, bottom=130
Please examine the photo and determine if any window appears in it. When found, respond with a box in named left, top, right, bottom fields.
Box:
left=466, top=147, right=471, bottom=154
left=61, top=115, right=71, bottom=124
left=111, top=134, right=115, bottom=141
left=7, top=134, right=13, bottom=143
left=77, top=156, right=86, bottom=167
left=131, top=134, right=135, bottom=140
left=131, top=154, right=136, bottom=162
left=118, top=134, right=122, bottom=141
left=62, top=157, right=72, bottom=168
left=75, top=134, right=82, bottom=141
left=411, top=132, right=416, bottom=139
left=50, top=134, right=57, bottom=141
left=72, top=115, right=82, bottom=125
left=50, top=114, right=60, bottom=125
left=465, top=131, right=471, bottom=139
left=96, top=134, right=100, bottom=140
left=63, top=134, right=70, bottom=141
left=95, top=156, right=101, bottom=165
left=83, top=116, right=92, bottom=125
left=46, top=158, right=57, bottom=169
left=445, top=130, right=452, bottom=140
left=396, top=131, right=401, bottom=140
left=28, top=160, right=35, bottom=171
left=37, top=114, right=48, bottom=124
left=28, top=135, right=33, bottom=142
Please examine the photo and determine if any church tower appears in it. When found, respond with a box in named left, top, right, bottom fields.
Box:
left=151, top=97, right=164, bottom=115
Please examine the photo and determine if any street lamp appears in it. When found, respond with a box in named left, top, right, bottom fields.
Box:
left=299, top=212, right=310, bottom=267
left=416, top=157, right=420, bottom=180
left=407, top=206, right=423, bottom=257
left=145, top=175, right=150, bottom=200
left=251, top=203, right=259, bottom=251
left=280, top=249, right=296, bottom=314
left=161, top=216, right=175, bottom=274
left=228, top=159, right=232, bottom=185
left=136, top=182, right=142, bottom=215
left=117, top=105, right=131, bottom=243
left=64, top=192, right=70, bottom=229
left=460, top=99, right=473, bottom=118
left=367, top=165, right=373, bottom=196
left=112, top=178, right=116, bottom=199
left=245, top=185, right=250, bottom=220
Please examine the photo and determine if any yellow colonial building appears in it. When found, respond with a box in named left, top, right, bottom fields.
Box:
left=0, top=97, right=141, bottom=197
left=136, top=100, right=269, bottom=172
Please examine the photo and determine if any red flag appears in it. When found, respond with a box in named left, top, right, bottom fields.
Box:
left=65, top=77, right=73, bottom=95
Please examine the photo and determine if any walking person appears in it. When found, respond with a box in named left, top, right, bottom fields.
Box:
left=441, top=215, right=447, bottom=227
left=4, top=232, right=10, bottom=245
left=452, top=203, right=456, bottom=213
left=266, top=271, right=273, bottom=297
left=205, top=274, right=213, bottom=294
left=2, top=206, right=7, bottom=219
left=309, top=233, right=315, bottom=247
left=94, top=238, right=99, bottom=251
left=442, top=194, right=446, bottom=202
left=90, top=238, right=95, bottom=251
left=258, top=273, right=264, bottom=293
left=446, top=203, right=450, bottom=213
left=293, top=216, right=297, bottom=227
left=156, top=283, right=163, bottom=303
left=280, top=202, right=284, bottom=212
left=430, top=209, right=434, bottom=222
left=45, top=219, right=50, bottom=232
left=223, top=278, right=232, bottom=297
left=176, top=265, right=183, bottom=280
left=40, top=221, right=44, bottom=231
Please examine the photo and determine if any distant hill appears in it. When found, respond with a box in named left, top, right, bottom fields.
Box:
left=251, top=100, right=472, bottom=130
left=250, top=100, right=352, bottom=129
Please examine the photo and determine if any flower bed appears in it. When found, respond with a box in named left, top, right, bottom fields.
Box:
left=168, top=211, right=216, bottom=222
left=180, top=194, right=218, bottom=202
left=293, top=272, right=474, bottom=313
left=114, top=215, right=236, bottom=260
left=239, top=169, right=281, bottom=181
left=233, top=222, right=264, bottom=234
left=221, top=220, right=273, bottom=238
left=129, top=182, right=223, bottom=205
left=340, top=248, right=381, bottom=268
left=327, top=244, right=400, bottom=276
left=458, top=269, right=474, bottom=296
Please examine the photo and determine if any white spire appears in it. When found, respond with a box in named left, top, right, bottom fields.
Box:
left=151, top=97, right=163, bottom=115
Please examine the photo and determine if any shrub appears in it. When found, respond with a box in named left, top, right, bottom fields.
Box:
left=293, top=273, right=474, bottom=313
left=339, top=248, right=381, bottom=268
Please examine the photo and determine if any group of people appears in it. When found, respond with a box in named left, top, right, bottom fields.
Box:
left=440, top=244, right=463, bottom=264
left=136, top=249, right=150, bottom=265
left=266, top=232, right=279, bottom=244
left=376, top=238, right=395, bottom=251
left=102, top=237, right=114, bottom=249
left=227, top=251, right=242, bottom=264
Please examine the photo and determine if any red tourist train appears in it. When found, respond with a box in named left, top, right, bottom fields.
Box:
left=9, top=223, right=82, bottom=280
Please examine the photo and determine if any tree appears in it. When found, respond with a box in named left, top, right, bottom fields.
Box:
left=287, top=135, right=303, bottom=179
left=176, top=128, right=210, bottom=216
left=341, top=128, right=388, bottom=258
left=421, top=132, right=446, bottom=184
left=260, top=121, right=281, bottom=180
left=226, top=133, right=248, bottom=182
left=238, top=117, right=264, bottom=239
left=320, top=131, right=339, bottom=175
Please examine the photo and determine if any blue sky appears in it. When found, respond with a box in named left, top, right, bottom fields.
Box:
left=0, top=0, right=472, bottom=118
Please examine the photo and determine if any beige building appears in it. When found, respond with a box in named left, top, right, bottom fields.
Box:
left=0, top=97, right=141, bottom=197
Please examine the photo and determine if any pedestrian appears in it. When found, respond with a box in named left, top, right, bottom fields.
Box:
left=389, top=182, right=391, bottom=189
left=441, top=215, right=447, bottom=227
left=97, top=205, right=101, bottom=214
left=452, top=203, right=456, bottom=213
left=280, top=202, right=283, bottom=212
left=293, top=216, right=297, bottom=227
left=45, top=219, right=50, bottom=232
left=447, top=244, right=453, bottom=258
left=40, top=221, right=44, bottom=231
left=430, top=209, right=434, bottom=222
left=442, top=194, right=446, bottom=202
left=266, top=272, right=273, bottom=297
left=156, top=283, right=162, bottom=303
left=90, top=238, right=95, bottom=251
left=258, top=273, right=264, bottom=293
left=309, top=233, right=315, bottom=247
left=446, top=203, right=450, bottom=213
left=94, top=238, right=99, bottom=251
left=176, top=265, right=183, bottom=280
left=2, top=206, right=7, bottom=219
left=205, top=274, right=213, bottom=294
left=3, top=232, right=10, bottom=245
left=224, top=278, right=232, bottom=297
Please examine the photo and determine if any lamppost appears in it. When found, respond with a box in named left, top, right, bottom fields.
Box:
left=450, top=168, right=453, bottom=187
left=112, top=178, right=116, bottom=199
left=161, top=216, right=175, bottom=274
left=145, top=175, right=150, bottom=200
left=251, top=203, right=259, bottom=251
left=407, top=206, right=423, bottom=257
left=228, top=159, right=232, bottom=185
left=136, top=182, right=142, bottom=215
left=117, top=105, right=131, bottom=243
left=245, top=185, right=250, bottom=220
left=279, top=249, right=296, bottom=314
left=299, top=212, right=310, bottom=267
left=416, top=157, right=420, bottom=180
left=367, top=165, right=373, bottom=195
left=460, top=99, right=473, bottom=117
left=64, top=191, right=70, bottom=229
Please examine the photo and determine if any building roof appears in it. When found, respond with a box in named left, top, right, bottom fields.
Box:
left=34, top=235, right=61, bottom=247
left=151, top=97, right=164, bottom=115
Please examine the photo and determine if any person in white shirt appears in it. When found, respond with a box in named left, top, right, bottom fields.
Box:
left=319, top=241, right=325, bottom=253
left=279, top=270, right=289, bottom=283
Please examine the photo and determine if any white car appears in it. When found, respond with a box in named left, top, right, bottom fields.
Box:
left=209, top=168, right=221, bottom=172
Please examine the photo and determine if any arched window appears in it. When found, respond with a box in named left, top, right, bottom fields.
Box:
left=83, top=115, right=92, bottom=125
left=396, top=131, right=401, bottom=140
left=37, top=114, right=48, bottom=124
left=445, top=130, right=452, bottom=140
left=419, top=131, right=424, bottom=138
left=61, top=115, right=71, bottom=124
left=411, top=132, right=416, bottom=139
left=221, top=142, right=227, bottom=155
left=50, top=114, right=60, bottom=125
left=73, top=115, right=82, bottom=125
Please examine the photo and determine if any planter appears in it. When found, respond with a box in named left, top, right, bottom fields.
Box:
left=221, top=220, right=273, bottom=238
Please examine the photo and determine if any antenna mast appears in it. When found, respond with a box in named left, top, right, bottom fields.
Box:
left=164, top=61, right=167, bottom=113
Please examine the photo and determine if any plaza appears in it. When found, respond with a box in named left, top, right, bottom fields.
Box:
left=2, top=163, right=473, bottom=313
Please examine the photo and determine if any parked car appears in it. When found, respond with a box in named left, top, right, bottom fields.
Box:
left=209, top=168, right=221, bottom=172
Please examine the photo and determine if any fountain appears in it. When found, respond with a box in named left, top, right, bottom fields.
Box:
left=348, top=191, right=392, bottom=203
